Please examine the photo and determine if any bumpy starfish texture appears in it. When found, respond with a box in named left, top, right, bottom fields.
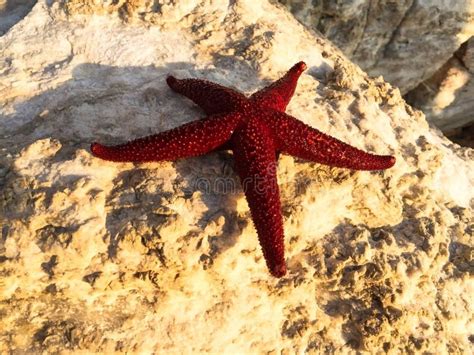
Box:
left=91, top=62, right=396, bottom=277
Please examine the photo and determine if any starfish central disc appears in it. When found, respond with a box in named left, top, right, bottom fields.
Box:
left=91, top=61, right=396, bottom=278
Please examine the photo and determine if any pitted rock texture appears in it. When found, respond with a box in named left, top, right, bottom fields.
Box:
left=0, top=0, right=473, bottom=353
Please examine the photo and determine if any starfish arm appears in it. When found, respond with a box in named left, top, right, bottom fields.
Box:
left=249, top=61, right=307, bottom=112
left=272, top=112, right=396, bottom=170
left=91, top=112, right=241, bottom=162
left=166, top=76, right=247, bottom=115
left=231, top=120, right=286, bottom=277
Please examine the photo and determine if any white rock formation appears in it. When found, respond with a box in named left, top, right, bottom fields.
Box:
left=0, top=1, right=473, bottom=353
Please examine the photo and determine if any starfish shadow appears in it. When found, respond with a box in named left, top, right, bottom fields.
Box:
left=174, top=151, right=247, bottom=263
left=2, top=60, right=275, bottom=269
left=1, top=60, right=394, bottom=279
left=0, top=62, right=223, bottom=263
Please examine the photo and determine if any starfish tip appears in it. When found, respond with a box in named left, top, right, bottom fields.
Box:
left=287, top=61, right=307, bottom=76
left=166, top=75, right=177, bottom=87
left=90, top=142, right=103, bottom=156
left=294, top=61, right=307, bottom=72
left=270, top=262, right=287, bottom=278
left=388, top=155, right=396, bottom=167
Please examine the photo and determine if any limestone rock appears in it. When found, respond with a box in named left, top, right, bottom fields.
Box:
left=0, top=0, right=473, bottom=353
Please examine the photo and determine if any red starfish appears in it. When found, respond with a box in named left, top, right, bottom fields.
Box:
left=91, top=62, right=395, bottom=277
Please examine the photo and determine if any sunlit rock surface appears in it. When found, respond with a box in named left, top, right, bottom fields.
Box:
left=0, top=1, right=473, bottom=353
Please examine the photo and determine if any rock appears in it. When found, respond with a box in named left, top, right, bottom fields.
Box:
left=406, top=38, right=474, bottom=131
left=278, top=0, right=474, bottom=92
left=278, top=0, right=474, bottom=130
left=0, top=0, right=473, bottom=353
left=0, top=0, right=37, bottom=35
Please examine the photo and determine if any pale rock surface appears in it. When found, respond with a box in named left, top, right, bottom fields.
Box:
left=0, top=0, right=473, bottom=353
left=278, top=0, right=474, bottom=130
